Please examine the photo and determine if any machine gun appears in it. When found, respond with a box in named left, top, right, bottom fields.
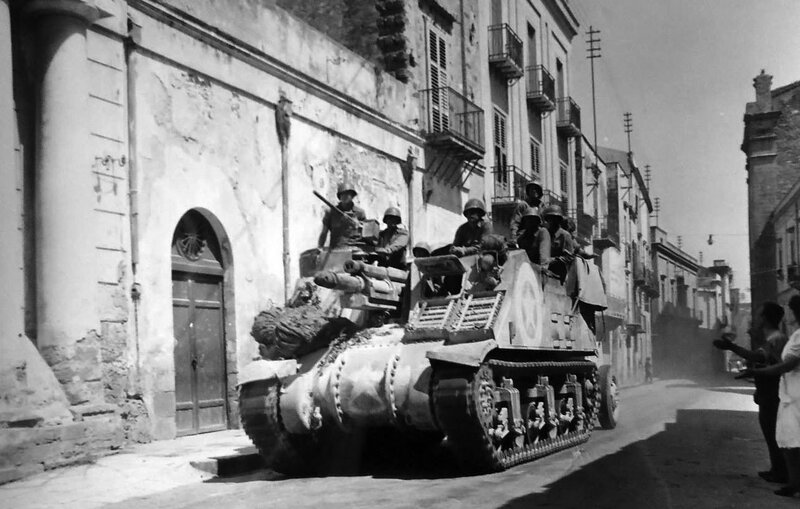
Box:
left=313, top=190, right=380, bottom=246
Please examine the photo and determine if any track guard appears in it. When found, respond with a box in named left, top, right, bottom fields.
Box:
left=425, top=339, right=498, bottom=367
left=237, top=359, right=298, bottom=386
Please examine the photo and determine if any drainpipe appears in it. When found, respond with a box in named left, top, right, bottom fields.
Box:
left=124, top=17, right=142, bottom=379
left=276, top=93, right=293, bottom=304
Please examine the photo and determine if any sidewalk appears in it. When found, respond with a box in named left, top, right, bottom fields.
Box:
left=0, top=429, right=263, bottom=509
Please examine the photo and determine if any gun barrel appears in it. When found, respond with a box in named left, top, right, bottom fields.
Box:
left=344, top=260, right=408, bottom=283
left=313, top=191, right=359, bottom=226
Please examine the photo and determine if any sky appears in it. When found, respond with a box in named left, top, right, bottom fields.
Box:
left=566, top=0, right=800, bottom=294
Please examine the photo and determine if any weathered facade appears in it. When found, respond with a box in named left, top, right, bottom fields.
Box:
left=598, top=147, right=655, bottom=386
left=1, top=0, right=491, bottom=481
left=742, top=70, right=800, bottom=315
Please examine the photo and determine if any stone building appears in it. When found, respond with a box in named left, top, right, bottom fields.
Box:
left=769, top=177, right=800, bottom=315
left=649, top=226, right=702, bottom=376
left=0, top=0, right=488, bottom=481
left=597, top=147, right=656, bottom=386
left=742, top=70, right=800, bottom=314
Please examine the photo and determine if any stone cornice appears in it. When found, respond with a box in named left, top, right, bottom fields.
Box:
left=25, top=0, right=112, bottom=23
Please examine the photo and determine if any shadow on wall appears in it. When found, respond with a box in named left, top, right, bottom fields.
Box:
left=498, top=408, right=782, bottom=509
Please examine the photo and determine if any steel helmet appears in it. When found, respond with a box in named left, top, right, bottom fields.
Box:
left=412, top=241, right=431, bottom=257
left=336, top=181, right=358, bottom=198
left=463, top=198, right=486, bottom=217
left=525, top=182, right=543, bottom=196
left=522, top=206, right=541, bottom=221
left=383, top=206, right=402, bottom=223
left=542, top=204, right=564, bottom=219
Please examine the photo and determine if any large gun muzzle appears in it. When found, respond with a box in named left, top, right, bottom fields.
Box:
left=313, top=271, right=365, bottom=292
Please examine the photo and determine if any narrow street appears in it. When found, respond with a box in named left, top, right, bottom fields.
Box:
left=103, top=376, right=796, bottom=509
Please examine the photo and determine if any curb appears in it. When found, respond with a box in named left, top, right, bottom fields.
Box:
left=190, top=451, right=266, bottom=478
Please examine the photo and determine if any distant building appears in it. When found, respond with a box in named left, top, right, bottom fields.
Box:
left=742, top=70, right=800, bottom=314
left=598, top=147, right=655, bottom=386
left=650, top=226, right=702, bottom=376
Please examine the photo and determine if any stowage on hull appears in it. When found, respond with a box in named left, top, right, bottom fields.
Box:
left=239, top=250, right=619, bottom=475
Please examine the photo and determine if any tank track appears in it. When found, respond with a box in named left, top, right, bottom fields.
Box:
left=432, top=359, right=599, bottom=472
left=238, top=380, right=315, bottom=475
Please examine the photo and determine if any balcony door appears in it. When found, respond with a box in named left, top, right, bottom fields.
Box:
left=428, top=27, right=449, bottom=132
left=493, top=108, right=509, bottom=194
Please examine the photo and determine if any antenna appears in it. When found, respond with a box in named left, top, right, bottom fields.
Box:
left=586, top=26, right=601, bottom=151
left=624, top=112, right=633, bottom=153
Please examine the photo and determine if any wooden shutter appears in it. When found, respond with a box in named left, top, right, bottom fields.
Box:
left=494, top=109, right=508, bottom=185
left=530, top=137, right=541, bottom=175
left=429, top=28, right=449, bottom=132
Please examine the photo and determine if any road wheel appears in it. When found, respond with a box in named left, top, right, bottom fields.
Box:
left=597, top=365, right=619, bottom=429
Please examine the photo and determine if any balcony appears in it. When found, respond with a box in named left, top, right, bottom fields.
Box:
left=593, top=216, right=618, bottom=250
left=576, top=212, right=596, bottom=243
left=542, top=189, right=567, bottom=213
left=420, top=86, right=485, bottom=160
left=556, top=97, right=581, bottom=137
left=525, top=65, right=556, bottom=113
left=488, top=24, right=524, bottom=82
left=492, top=165, right=533, bottom=205
left=789, top=263, right=800, bottom=289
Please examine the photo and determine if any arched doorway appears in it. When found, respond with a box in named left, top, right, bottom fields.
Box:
left=171, top=210, right=229, bottom=435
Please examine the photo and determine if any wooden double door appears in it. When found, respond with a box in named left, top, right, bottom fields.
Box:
left=173, top=271, right=228, bottom=435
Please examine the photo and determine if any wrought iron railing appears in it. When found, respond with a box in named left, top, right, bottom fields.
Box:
left=492, top=165, right=532, bottom=202
left=557, top=97, right=581, bottom=132
left=488, top=24, right=523, bottom=72
left=525, top=65, right=556, bottom=105
left=420, top=86, right=485, bottom=151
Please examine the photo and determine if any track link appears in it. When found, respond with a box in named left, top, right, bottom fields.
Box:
left=432, top=360, right=599, bottom=472
left=238, top=380, right=316, bottom=475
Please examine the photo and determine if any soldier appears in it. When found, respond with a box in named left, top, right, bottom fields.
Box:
left=375, top=206, right=409, bottom=269
left=451, top=199, right=493, bottom=257
left=542, top=204, right=574, bottom=280
left=510, top=182, right=543, bottom=241
left=516, top=207, right=551, bottom=265
left=317, top=181, right=367, bottom=249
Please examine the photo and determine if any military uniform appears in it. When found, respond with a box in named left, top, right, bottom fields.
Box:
left=551, top=227, right=576, bottom=258
left=510, top=197, right=542, bottom=241
left=518, top=226, right=551, bottom=265
left=377, top=224, right=409, bottom=269
left=319, top=204, right=366, bottom=248
left=453, top=220, right=493, bottom=256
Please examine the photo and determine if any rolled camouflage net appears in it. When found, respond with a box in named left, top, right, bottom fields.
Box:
left=251, top=304, right=357, bottom=360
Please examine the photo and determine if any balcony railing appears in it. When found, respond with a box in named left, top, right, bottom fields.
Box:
left=488, top=24, right=524, bottom=81
left=420, top=86, right=485, bottom=158
left=525, top=65, right=556, bottom=112
left=556, top=97, right=581, bottom=137
left=492, top=165, right=533, bottom=204
left=542, top=189, right=567, bottom=213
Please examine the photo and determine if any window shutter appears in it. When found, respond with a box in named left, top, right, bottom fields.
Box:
left=530, top=138, right=541, bottom=175
left=429, top=28, right=449, bottom=133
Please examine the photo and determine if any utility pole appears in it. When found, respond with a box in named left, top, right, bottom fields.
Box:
left=653, top=197, right=660, bottom=227
left=677, top=236, right=683, bottom=250
left=644, top=164, right=651, bottom=191
left=586, top=26, right=601, bottom=151
left=624, top=112, right=633, bottom=153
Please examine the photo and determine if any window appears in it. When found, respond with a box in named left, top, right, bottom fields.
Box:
left=530, top=137, right=541, bottom=175
left=556, top=58, right=565, bottom=98
left=428, top=27, right=448, bottom=132
left=527, top=24, right=537, bottom=67
left=778, top=238, right=784, bottom=273
left=789, top=227, right=797, bottom=265
left=559, top=160, right=568, bottom=197
left=494, top=108, right=508, bottom=185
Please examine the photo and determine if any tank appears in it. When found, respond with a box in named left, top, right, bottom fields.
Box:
left=238, top=247, right=620, bottom=475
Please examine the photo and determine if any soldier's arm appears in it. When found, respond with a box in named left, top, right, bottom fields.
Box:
left=538, top=229, right=552, bottom=266
left=318, top=211, right=330, bottom=248
left=509, top=202, right=525, bottom=240
left=385, top=227, right=409, bottom=253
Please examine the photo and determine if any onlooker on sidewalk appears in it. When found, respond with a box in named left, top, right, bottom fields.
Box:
left=644, top=357, right=653, bottom=384
left=714, top=302, right=788, bottom=484
left=743, top=295, right=800, bottom=498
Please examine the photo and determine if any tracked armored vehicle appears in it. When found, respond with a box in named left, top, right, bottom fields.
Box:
left=238, top=247, right=619, bottom=474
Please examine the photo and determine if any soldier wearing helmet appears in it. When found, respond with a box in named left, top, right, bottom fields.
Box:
left=451, top=198, right=493, bottom=257
left=542, top=204, right=575, bottom=280
left=516, top=207, right=551, bottom=265
left=318, top=181, right=367, bottom=249
left=509, top=182, right=543, bottom=241
left=375, top=206, right=409, bottom=269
